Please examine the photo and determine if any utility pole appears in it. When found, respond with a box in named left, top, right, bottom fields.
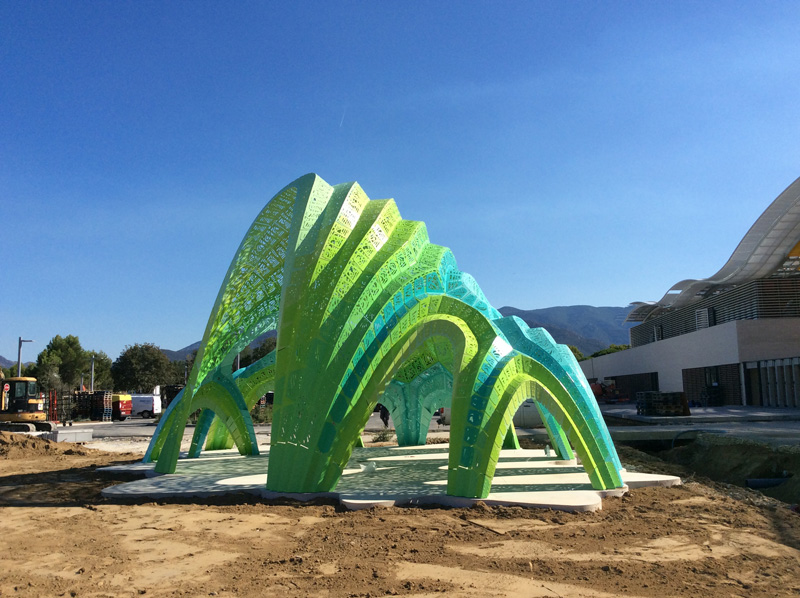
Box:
left=17, top=337, right=34, bottom=377
left=90, top=354, right=96, bottom=392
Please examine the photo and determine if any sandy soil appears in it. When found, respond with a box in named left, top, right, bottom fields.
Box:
left=1, top=431, right=799, bottom=598
left=661, top=433, right=800, bottom=505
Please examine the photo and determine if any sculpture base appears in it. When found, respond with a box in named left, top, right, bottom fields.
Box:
left=100, top=444, right=679, bottom=513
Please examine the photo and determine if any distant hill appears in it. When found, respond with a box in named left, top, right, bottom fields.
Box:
left=498, top=305, right=634, bottom=357
left=0, top=355, right=34, bottom=371
left=161, top=331, right=277, bottom=362
left=160, top=342, right=203, bottom=362
left=161, top=308, right=633, bottom=362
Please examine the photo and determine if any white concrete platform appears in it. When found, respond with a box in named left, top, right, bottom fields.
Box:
left=100, top=445, right=680, bottom=512
left=35, top=428, right=94, bottom=443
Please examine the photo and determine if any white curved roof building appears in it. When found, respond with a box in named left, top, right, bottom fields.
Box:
left=628, top=176, right=800, bottom=323
left=582, top=176, right=800, bottom=410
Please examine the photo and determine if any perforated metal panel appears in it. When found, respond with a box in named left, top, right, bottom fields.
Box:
left=144, top=174, right=623, bottom=498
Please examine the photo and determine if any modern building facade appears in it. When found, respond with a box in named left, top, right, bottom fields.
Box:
left=581, top=177, right=800, bottom=408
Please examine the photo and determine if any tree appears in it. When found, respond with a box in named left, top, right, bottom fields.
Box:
left=87, top=351, right=113, bottom=391
left=2, top=362, right=37, bottom=379
left=589, top=344, right=630, bottom=359
left=35, top=335, right=88, bottom=391
left=33, top=350, right=61, bottom=392
left=22, top=362, right=38, bottom=377
left=255, top=336, right=277, bottom=360
left=236, top=345, right=254, bottom=370
left=169, top=349, right=197, bottom=385
left=112, top=343, right=173, bottom=393
left=568, top=345, right=585, bottom=362
left=239, top=336, right=276, bottom=368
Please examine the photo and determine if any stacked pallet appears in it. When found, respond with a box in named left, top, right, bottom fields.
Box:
left=73, top=392, right=93, bottom=419
left=92, top=391, right=112, bottom=421
left=636, top=391, right=690, bottom=416
left=74, top=391, right=113, bottom=421
left=58, top=393, right=76, bottom=422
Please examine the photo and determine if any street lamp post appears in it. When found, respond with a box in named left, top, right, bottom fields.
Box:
left=90, top=354, right=96, bottom=392
left=17, top=337, right=34, bottom=377
left=236, top=327, right=244, bottom=371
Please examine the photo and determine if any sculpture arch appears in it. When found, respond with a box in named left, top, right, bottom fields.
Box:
left=145, top=174, right=623, bottom=499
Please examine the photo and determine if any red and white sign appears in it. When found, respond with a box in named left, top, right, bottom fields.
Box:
left=2, top=383, right=9, bottom=392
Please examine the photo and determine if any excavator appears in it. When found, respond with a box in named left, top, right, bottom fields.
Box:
left=0, top=373, right=56, bottom=432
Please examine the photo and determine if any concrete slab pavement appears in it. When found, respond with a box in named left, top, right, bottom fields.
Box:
left=596, top=404, right=800, bottom=447
left=100, top=445, right=680, bottom=512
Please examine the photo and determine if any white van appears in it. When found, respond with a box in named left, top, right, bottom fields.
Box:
left=131, top=387, right=163, bottom=418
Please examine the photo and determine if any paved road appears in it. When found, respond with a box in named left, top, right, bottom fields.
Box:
left=73, top=418, right=160, bottom=438
left=78, top=412, right=450, bottom=440
left=73, top=407, right=800, bottom=449
left=74, top=404, right=800, bottom=448
left=599, top=404, right=800, bottom=447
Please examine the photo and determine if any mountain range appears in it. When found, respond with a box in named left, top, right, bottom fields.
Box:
left=0, top=355, right=18, bottom=369
left=160, top=341, right=203, bottom=362
left=1, top=306, right=634, bottom=368
left=160, top=330, right=277, bottom=362
left=159, top=305, right=635, bottom=361
left=497, top=305, right=634, bottom=356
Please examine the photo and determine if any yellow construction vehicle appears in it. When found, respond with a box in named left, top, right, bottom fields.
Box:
left=0, top=375, right=56, bottom=432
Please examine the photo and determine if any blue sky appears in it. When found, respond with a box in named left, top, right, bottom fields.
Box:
left=2, top=1, right=799, bottom=362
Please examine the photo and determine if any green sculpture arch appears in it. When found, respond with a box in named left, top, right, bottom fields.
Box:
left=145, top=174, right=623, bottom=499
left=381, top=352, right=453, bottom=447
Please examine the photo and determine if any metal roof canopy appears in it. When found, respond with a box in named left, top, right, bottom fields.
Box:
left=627, top=176, right=800, bottom=323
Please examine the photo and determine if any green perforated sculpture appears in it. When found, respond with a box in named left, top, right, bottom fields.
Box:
left=145, top=174, right=623, bottom=499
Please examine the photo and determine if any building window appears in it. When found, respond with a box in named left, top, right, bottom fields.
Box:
left=653, top=324, right=663, bottom=341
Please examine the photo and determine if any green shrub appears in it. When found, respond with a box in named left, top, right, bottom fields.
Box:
left=372, top=428, right=394, bottom=443
left=251, top=404, right=273, bottom=424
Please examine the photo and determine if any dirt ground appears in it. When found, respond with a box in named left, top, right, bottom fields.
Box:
left=659, top=433, right=800, bottom=505
left=1, top=432, right=800, bottom=598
